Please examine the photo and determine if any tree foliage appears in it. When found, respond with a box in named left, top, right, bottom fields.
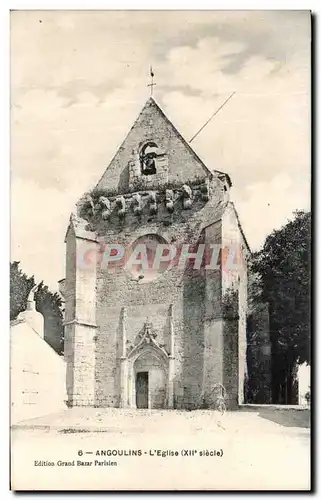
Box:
left=251, top=210, right=311, bottom=366
left=10, top=261, right=35, bottom=320
left=10, top=261, right=64, bottom=354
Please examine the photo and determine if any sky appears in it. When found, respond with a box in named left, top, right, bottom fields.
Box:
left=10, top=10, right=311, bottom=291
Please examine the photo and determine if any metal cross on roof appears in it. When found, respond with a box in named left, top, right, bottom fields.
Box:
left=147, top=66, right=156, bottom=96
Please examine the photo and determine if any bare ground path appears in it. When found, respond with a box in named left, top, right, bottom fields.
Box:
left=11, top=408, right=310, bottom=491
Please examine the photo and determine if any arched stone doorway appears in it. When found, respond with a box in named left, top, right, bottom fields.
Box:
left=119, top=319, right=174, bottom=409
left=133, top=348, right=166, bottom=409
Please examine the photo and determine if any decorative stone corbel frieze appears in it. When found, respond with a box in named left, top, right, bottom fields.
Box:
left=148, top=191, right=157, bottom=214
left=116, top=196, right=126, bottom=218
left=165, top=189, right=174, bottom=213
left=182, top=184, right=193, bottom=209
left=132, top=193, right=142, bottom=216
left=200, top=179, right=210, bottom=201
left=85, top=194, right=96, bottom=217
left=99, top=196, right=111, bottom=220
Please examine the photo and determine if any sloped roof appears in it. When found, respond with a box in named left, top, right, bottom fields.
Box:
left=10, top=317, right=64, bottom=358
left=147, top=97, right=232, bottom=186
left=94, top=96, right=232, bottom=191
left=228, top=201, right=251, bottom=253
left=201, top=200, right=250, bottom=254
left=64, top=213, right=98, bottom=243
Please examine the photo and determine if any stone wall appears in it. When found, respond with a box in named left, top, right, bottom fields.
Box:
left=221, top=203, right=249, bottom=408
left=64, top=199, right=249, bottom=409
left=63, top=97, right=248, bottom=411
left=95, top=98, right=211, bottom=193
left=64, top=225, right=98, bottom=406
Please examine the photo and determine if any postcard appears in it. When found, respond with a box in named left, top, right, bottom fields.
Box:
left=10, top=10, right=311, bottom=491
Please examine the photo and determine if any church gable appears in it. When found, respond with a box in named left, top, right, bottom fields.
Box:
left=63, top=93, right=249, bottom=411
left=95, top=97, right=213, bottom=194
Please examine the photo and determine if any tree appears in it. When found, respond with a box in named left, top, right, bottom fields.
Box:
left=35, top=282, right=64, bottom=355
left=10, top=262, right=64, bottom=355
left=251, top=210, right=311, bottom=403
left=10, top=261, right=35, bottom=320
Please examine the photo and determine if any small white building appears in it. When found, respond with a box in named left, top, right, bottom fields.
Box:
left=10, top=287, right=67, bottom=424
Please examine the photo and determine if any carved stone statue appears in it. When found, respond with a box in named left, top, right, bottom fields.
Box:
left=132, top=193, right=142, bottom=216
left=148, top=191, right=157, bottom=214
left=182, top=184, right=192, bottom=210
left=165, top=189, right=174, bottom=213
left=99, top=196, right=111, bottom=220
left=85, top=194, right=95, bottom=216
left=116, top=196, right=126, bottom=218
left=201, top=180, right=210, bottom=201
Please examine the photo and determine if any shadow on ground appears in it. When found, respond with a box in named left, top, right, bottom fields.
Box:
left=257, top=409, right=310, bottom=429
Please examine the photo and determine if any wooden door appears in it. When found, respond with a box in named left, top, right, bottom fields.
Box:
left=136, top=372, right=148, bottom=409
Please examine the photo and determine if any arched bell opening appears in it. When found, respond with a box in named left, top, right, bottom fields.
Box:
left=139, top=141, right=158, bottom=176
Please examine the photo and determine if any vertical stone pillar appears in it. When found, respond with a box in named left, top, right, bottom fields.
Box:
left=168, top=304, right=175, bottom=409
left=120, top=307, right=128, bottom=408
left=64, top=221, right=98, bottom=407
left=203, top=222, right=224, bottom=408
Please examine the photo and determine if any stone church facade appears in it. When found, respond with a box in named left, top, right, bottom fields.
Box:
left=63, top=97, right=249, bottom=410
